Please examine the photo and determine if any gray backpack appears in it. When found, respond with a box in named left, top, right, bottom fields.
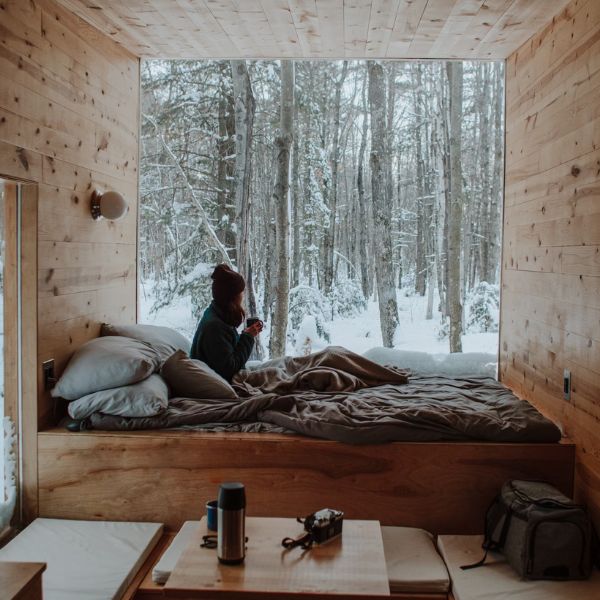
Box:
left=463, top=480, right=595, bottom=580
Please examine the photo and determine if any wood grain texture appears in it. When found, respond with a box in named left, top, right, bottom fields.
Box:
left=501, top=0, right=600, bottom=529
left=0, top=0, right=140, bottom=436
left=52, top=0, right=572, bottom=59
left=164, top=517, right=390, bottom=599
left=0, top=562, right=45, bottom=600
left=37, top=430, right=574, bottom=535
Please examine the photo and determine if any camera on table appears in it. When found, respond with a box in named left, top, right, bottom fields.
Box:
left=302, top=508, right=344, bottom=544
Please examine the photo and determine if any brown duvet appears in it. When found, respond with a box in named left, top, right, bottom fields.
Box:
left=88, top=347, right=561, bottom=444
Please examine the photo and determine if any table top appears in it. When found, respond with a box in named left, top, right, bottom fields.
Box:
left=164, top=516, right=390, bottom=599
left=0, top=561, right=46, bottom=599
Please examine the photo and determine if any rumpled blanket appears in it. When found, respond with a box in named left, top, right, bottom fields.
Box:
left=89, top=347, right=561, bottom=444
left=232, top=346, right=409, bottom=395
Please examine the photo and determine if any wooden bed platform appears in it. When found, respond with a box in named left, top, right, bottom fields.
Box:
left=37, top=429, right=574, bottom=534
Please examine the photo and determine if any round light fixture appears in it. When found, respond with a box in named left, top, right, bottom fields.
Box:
left=91, top=189, right=128, bottom=221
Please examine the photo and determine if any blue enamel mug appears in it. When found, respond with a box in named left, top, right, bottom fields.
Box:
left=206, top=499, right=218, bottom=531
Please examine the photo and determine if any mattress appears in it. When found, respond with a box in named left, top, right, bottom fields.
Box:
left=88, top=375, right=561, bottom=444
left=0, top=518, right=163, bottom=600
left=438, top=534, right=600, bottom=600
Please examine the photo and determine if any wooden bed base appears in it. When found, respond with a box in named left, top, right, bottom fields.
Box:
left=37, top=429, right=574, bottom=534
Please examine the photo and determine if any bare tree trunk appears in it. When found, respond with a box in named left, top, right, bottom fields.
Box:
left=357, top=70, right=371, bottom=300
left=291, top=99, right=301, bottom=288
left=426, top=261, right=435, bottom=320
left=413, top=65, right=427, bottom=296
left=269, top=61, right=294, bottom=358
left=487, top=65, right=504, bottom=284
left=216, top=63, right=236, bottom=254
left=231, top=60, right=255, bottom=277
left=323, top=61, right=348, bottom=294
left=433, top=102, right=447, bottom=317
left=368, top=61, right=400, bottom=347
left=446, top=61, right=464, bottom=353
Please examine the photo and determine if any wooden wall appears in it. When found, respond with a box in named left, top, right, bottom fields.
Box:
left=0, top=0, right=139, bottom=517
left=0, top=0, right=139, bottom=427
left=501, top=0, right=600, bottom=526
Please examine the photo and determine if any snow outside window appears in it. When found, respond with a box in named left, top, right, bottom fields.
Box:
left=138, top=60, right=502, bottom=370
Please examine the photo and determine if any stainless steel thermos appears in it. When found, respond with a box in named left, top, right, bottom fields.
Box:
left=217, top=482, right=246, bottom=564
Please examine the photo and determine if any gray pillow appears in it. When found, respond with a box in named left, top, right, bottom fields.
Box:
left=52, top=336, right=160, bottom=400
left=67, top=374, right=169, bottom=419
left=101, top=323, right=191, bottom=362
left=161, top=350, right=237, bottom=399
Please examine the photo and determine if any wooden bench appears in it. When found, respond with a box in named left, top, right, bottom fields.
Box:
left=37, top=428, right=575, bottom=534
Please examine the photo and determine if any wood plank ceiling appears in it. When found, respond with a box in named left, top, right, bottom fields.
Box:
left=53, top=0, right=572, bottom=60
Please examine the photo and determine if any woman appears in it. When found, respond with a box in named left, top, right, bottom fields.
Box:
left=191, top=264, right=263, bottom=381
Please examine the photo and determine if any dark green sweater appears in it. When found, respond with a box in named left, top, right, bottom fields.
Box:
left=191, top=302, right=254, bottom=381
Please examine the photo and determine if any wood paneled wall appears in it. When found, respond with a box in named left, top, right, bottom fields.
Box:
left=0, top=0, right=139, bottom=433
left=1, top=0, right=139, bottom=521
left=501, top=0, right=600, bottom=526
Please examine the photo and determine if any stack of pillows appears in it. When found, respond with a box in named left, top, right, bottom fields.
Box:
left=51, top=323, right=239, bottom=420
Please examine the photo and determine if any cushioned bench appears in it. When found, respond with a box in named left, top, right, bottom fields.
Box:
left=0, top=518, right=163, bottom=600
left=381, top=526, right=450, bottom=595
left=439, top=535, right=600, bottom=600
left=148, top=521, right=450, bottom=597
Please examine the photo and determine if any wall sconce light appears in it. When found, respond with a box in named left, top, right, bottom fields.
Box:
left=91, top=189, right=128, bottom=221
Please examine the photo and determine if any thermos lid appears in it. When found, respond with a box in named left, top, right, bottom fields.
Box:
left=218, top=482, right=246, bottom=510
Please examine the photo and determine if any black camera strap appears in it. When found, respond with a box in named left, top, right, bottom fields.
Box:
left=282, top=532, right=313, bottom=550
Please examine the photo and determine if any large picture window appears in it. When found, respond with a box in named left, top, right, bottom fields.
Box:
left=1, top=180, right=18, bottom=534
left=140, top=60, right=503, bottom=363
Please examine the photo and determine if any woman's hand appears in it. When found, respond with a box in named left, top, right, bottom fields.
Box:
left=243, top=321, right=263, bottom=337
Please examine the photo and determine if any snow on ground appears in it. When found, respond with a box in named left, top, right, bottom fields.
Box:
left=140, top=282, right=499, bottom=364
left=330, top=292, right=499, bottom=355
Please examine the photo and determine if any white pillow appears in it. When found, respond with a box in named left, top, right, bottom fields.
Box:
left=101, top=323, right=191, bottom=362
left=52, top=336, right=160, bottom=400
left=67, top=374, right=169, bottom=419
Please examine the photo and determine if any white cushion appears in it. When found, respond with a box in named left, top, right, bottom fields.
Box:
left=0, top=518, right=163, bottom=600
left=52, top=336, right=160, bottom=400
left=67, top=374, right=169, bottom=419
left=152, top=520, right=201, bottom=584
left=101, top=323, right=191, bottom=362
left=381, top=526, right=449, bottom=594
left=438, top=534, right=600, bottom=600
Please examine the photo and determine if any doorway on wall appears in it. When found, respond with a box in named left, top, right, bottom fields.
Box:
left=0, top=178, right=37, bottom=536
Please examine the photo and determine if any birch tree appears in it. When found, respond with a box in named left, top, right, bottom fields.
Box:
left=323, top=61, right=348, bottom=294
left=368, top=61, right=400, bottom=347
left=446, top=62, right=464, bottom=353
left=269, top=61, right=294, bottom=357
left=231, top=60, right=257, bottom=313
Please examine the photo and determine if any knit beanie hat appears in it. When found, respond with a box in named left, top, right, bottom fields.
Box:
left=211, top=264, right=245, bottom=307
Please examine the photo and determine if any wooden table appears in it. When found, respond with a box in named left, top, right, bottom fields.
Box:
left=0, top=561, right=46, bottom=600
left=163, top=516, right=390, bottom=599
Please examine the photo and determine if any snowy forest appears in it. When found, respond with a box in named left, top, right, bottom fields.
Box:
left=139, top=60, right=504, bottom=360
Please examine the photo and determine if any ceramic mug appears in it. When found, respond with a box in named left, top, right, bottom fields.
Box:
left=206, top=499, right=218, bottom=531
